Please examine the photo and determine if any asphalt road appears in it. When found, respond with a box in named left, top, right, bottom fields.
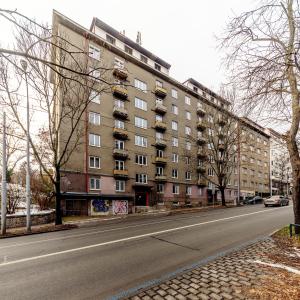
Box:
left=0, top=204, right=293, bottom=300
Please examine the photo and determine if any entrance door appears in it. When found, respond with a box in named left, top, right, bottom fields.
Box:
left=135, top=192, right=148, bottom=206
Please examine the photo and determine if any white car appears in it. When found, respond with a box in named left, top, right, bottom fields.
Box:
left=264, top=195, right=289, bottom=207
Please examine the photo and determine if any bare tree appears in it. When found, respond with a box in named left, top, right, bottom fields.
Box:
left=221, top=0, right=300, bottom=231
left=0, top=9, right=114, bottom=224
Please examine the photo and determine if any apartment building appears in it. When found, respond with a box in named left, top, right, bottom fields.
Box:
left=52, top=11, right=270, bottom=216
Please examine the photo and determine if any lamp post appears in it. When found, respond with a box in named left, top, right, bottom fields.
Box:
left=20, top=59, right=31, bottom=233
left=1, top=112, right=7, bottom=235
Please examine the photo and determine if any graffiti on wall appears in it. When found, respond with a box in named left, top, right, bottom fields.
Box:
left=112, top=200, right=128, bottom=215
left=92, top=199, right=109, bottom=213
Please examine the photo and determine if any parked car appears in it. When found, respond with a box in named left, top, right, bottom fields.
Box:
left=247, top=196, right=263, bottom=205
left=264, top=195, right=289, bottom=207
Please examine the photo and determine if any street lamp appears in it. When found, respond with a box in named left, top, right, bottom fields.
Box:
left=20, top=59, right=31, bottom=233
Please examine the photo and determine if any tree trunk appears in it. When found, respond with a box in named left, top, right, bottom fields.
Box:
left=220, top=188, right=226, bottom=207
left=292, top=176, right=300, bottom=234
left=55, top=166, right=62, bottom=225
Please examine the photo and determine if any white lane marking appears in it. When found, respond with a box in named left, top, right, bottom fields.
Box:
left=0, top=206, right=289, bottom=267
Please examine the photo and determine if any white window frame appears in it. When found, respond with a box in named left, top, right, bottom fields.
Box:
left=89, top=44, right=100, bottom=60
left=90, top=177, right=101, bottom=190
left=185, top=96, right=191, bottom=105
left=89, top=133, right=101, bottom=147
left=135, top=135, right=147, bottom=147
left=171, top=89, right=178, bottom=99
left=135, top=154, right=147, bottom=166
left=115, top=180, right=125, bottom=192
left=172, top=153, right=179, bottom=163
left=172, top=121, right=178, bottom=131
left=172, top=137, right=179, bottom=147
left=135, top=116, right=147, bottom=129
left=134, top=97, right=147, bottom=111
left=134, top=79, right=147, bottom=92
left=89, top=156, right=100, bottom=169
left=172, top=184, right=179, bottom=194
left=171, top=104, right=178, bottom=115
left=172, top=169, right=178, bottom=179
left=89, top=112, right=101, bottom=125
left=89, top=90, right=100, bottom=104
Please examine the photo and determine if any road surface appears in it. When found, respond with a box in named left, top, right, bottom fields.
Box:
left=0, top=204, right=293, bottom=299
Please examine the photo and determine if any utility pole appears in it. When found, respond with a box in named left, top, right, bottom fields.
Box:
left=237, top=121, right=241, bottom=206
left=1, top=112, right=7, bottom=235
left=20, top=59, right=31, bottom=233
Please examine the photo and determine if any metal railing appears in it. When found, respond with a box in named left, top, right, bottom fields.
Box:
left=289, top=223, right=300, bottom=237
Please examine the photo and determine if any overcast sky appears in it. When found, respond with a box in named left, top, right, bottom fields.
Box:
left=1, top=0, right=255, bottom=92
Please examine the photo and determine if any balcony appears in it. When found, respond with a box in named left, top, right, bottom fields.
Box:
left=155, top=174, right=167, bottom=181
left=112, top=85, right=128, bottom=99
left=197, top=136, right=207, bottom=145
left=155, top=138, right=167, bottom=148
left=218, top=116, right=227, bottom=126
left=113, top=169, right=129, bottom=179
left=154, top=102, right=167, bottom=114
left=196, top=121, right=206, bottom=131
left=113, top=106, right=128, bottom=119
left=218, top=132, right=225, bottom=139
left=196, top=107, right=206, bottom=116
left=197, top=166, right=206, bottom=174
left=113, top=148, right=129, bottom=159
left=113, top=127, right=129, bottom=140
left=218, top=142, right=225, bottom=151
left=155, top=157, right=167, bottom=165
left=154, top=86, right=167, bottom=98
left=197, top=178, right=207, bottom=187
left=113, top=67, right=128, bottom=80
left=154, top=120, right=167, bottom=131
left=197, top=149, right=207, bottom=159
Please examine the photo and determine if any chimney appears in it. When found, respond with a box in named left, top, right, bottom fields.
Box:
left=136, top=31, right=142, bottom=45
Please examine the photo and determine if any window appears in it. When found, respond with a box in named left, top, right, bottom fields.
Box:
left=171, top=104, right=178, bottom=115
left=155, top=63, right=161, bottom=71
left=90, top=177, right=100, bottom=190
left=89, top=90, right=100, bottom=104
left=172, top=121, right=178, bottom=131
left=208, top=168, right=214, bottom=176
left=264, top=151, right=267, bottom=157
left=124, top=45, right=133, bottom=55
left=157, top=149, right=164, bottom=157
left=208, top=114, right=213, bottom=123
left=114, top=57, right=124, bottom=69
left=115, top=160, right=125, bottom=170
left=186, top=141, right=191, bottom=150
left=185, top=126, right=191, bottom=135
left=106, top=34, right=116, bottom=45
left=208, top=128, right=214, bottom=136
left=156, top=114, right=163, bottom=122
left=134, top=97, right=147, bottom=111
left=172, top=153, right=179, bottom=163
left=115, top=140, right=124, bottom=150
left=172, top=169, right=178, bottom=178
left=156, top=80, right=163, bottom=88
left=140, top=55, right=148, bottom=63
left=89, top=112, right=101, bottom=125
left=186, top=111, right=191, bottom=120
left=156, top=132, right=164, bottom=139
left=156, top=166, right=164, bottom=176
left=172, top=184, right=179, bottom=194
left=89, top=44, right=100, bottom=60
left=172, top=137, right=178, bottom=147
left=135, top=116, right=147, bottom=129
left=186, top=186, right=192, bottom=195
left=257, top=148, right=261, bottom=154
left=157, top=183, right=164, bottom=193
left=135, top=154, right=147, bottom=165
left=171, top=89, right=178, bottom=99
left=185, top=171, right=192, bottom=180
left=115, top=99, right=125, bottom=108
left=89, top=156, right=100, bottom=169
left=115, top=119, right=125, bottom=129
left=185, top=156, right=191, bottom=165
left=185, top=96, right=191, bottom=105
left=208, top=143, right=213, bottom=150
left=134, top=79, right=147, bottom=92
left=116, top=180, right=125, bottom=192
left=89, top=134, right=100, bottom=147
left=135, top=135, right=147, bottom=147
left=193, top=86, right=198, bottom=93
left=89, top=67, right=100, bottom=80
left=135, top=173, right=147, bottom=184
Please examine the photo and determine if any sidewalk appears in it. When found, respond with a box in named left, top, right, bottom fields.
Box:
left=123, top=236, right=300, bottom=300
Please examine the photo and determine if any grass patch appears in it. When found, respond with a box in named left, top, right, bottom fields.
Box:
left=273, top=225, right=300, bottom=248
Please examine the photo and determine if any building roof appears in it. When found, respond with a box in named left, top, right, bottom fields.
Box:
left=240, top=117, right=270, bottom=138
left=90, top=17, right=171, bottom=70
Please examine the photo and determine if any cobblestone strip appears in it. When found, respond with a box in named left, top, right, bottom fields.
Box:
left=125, top=239, right=276, bottom=300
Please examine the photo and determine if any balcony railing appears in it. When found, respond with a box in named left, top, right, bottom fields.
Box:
left=155, top=157, right=167, bottom=165
left=218, top=142, right=225, bottom=151
left=218, top=116, right=227, bottom=126
left=155, top=138, right=167, bottom=148
left=154, top=121, right=167, bottom=131
left=197, top=166, right=206, bottom=174
left=113, top=66, right=128, bottom=79
left=154, top=102, right=167, bottom=114
left=196, top=107, right=206, bottom=116
left=197, top=149, right=207, bottom=159
left=197, top=178, right=207, bottom=187
left=112, top=85, right=128, bottom=99
left=196, top=121, right=206, bottom=131
left=113, top=169, right=129, bottom=179
left=113, top=148, right=129, bottom=159
left=154, top=86, right=167, bottom=98
left=113, top=127, right=129, bottom=140
left=113, top=106, right=128, bottom=119
left=155, top=174, right=167, bottom=181
left=197, top=136, right=207, bottom=145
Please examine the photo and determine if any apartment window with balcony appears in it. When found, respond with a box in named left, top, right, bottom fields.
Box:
left=135, top=154, right=147, bottom=165
left=172, top=137, right=178, bottom=147
left=171, top=89, right=178, bottom=99
left=134, top=97, right=147, bottom=111
left=89, top=112, right=101, bottom=125
left=157, top=149, right=164, bottom=158
left=172, top=153, right=179, bottom=163
left=106, top=34, right=116, bottom=45
left=186, top=111, right=191, bottom=120
left=185, top=171, right=192, bottom=180
left=208, top=143, right=213, bottom=150
left=115, top=99, right=125, bottom=108
left=124, top=45, right=133, bottom=55
left=134, top=79, right=147, bottom=92
left=157, top=183, right=164, bottom=193
left=135, top=116, right=147, bottom=129
left=89, top=156, right=100, bottom=169
left=89, top=134, right=100, bottom=147
left=156, top=80, right=163, bottom=88
left=156, top=132, right=164, bottom=139
left=185, top=96, right=191, bottom=105
left=135, top=135, right=147, bottom=147
left=89, top=90, right=100, bottom=104
left=172, top=184, right=179, bottom=194
left=156, top=114, right=163, bottom=122
left=185, top=156, right=191, bottom=165
left=171, top=104, right=178, bottom=115
left=115, top=160, right=125, bottom=171
left=89, top=44, right=100, bottom=60
left=156, top=167, right=164, bottom=176
left=186, top=141, right=191, bottom=150
left=115, top=140, right=124, bottom=150
left=135, top=173, right=147, bottom=184
left=140, top=55, right=148, bottom=63
left=116, top=180, right=125, bottom=192
left=207, top=114, right=213, bottom=123
left=172, top=121, right=178, bottom=131
left=114, top=57, right=124, bottom=69
left=208, top=168, right=214, bottom=176
left=115, top=120, right=125, bottom=129
left=172, top=169, right=178, bottom=178
left=90, top=177, right=101, bottom=190
left=186, top=186, right=192, bottom=195
left=185, top=126, right=191, bottom=135
left=155, top=63, right=161, bottom=71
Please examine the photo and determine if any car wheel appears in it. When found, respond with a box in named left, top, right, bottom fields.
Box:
left=264, top=204, right=268, bottom=207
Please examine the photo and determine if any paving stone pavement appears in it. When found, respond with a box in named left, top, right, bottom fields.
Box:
left=125, top=239, right=276, bottom=300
